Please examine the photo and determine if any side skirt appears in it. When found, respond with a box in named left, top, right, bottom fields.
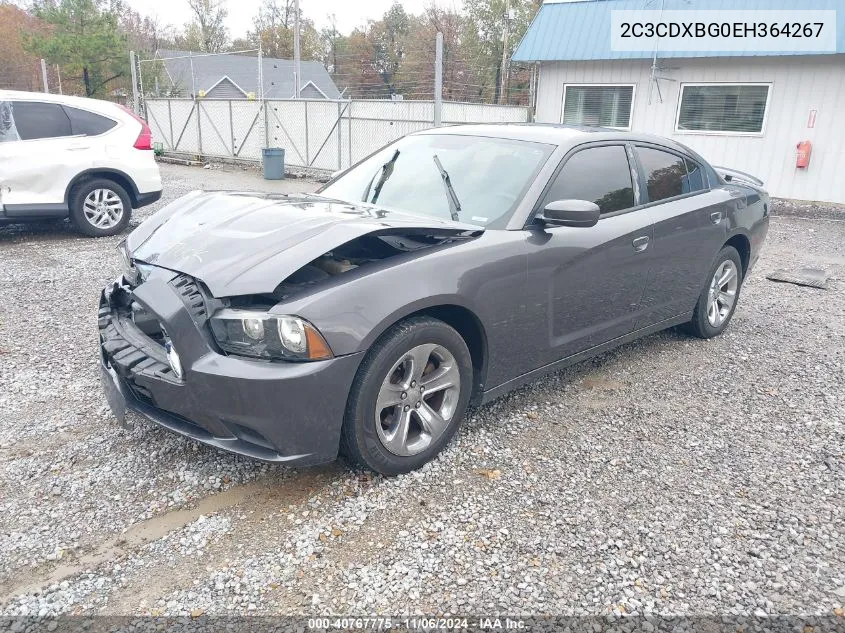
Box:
left=479, top=314, right=691, bottom=405
left=2, top=203, right=69, bottom=219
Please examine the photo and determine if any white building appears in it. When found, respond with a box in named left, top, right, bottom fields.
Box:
left=513, top=0, right=845, bottom=203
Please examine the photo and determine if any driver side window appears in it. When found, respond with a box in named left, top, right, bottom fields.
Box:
left=542, top=145, right=635, bottom=215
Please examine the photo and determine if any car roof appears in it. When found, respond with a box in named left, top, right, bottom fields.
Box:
left=415, top=123, right=697, bottom=155
left=0, top=89, right=122, bottom=117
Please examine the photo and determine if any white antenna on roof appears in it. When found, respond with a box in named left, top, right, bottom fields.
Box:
left=646, top=0, right=681, bottom=105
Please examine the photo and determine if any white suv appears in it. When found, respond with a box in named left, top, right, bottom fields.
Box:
left=0, top=90, right=162, bottom=237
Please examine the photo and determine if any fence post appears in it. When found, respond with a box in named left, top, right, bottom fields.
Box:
left=229, top=100, right=235, bottom=155
left=196, top=101, right=203, bottom=157
left=130, top=51, right=139, bottom=113
left=347, top=101, right=353, bottom=168
left=40, top=59, right=49, bottom=93
left=434, top=32, right=443, bottom=127
left=168, top=100, right=173, bottom=149
left=304, top=100, right=310, bottom=166
left=263, top=102, right=269, bottom=150
left=528, top=63, right=538, bottom=122
left=337, top=101, right=342, bottom=170
left=189, top=53, right=196, bottom=98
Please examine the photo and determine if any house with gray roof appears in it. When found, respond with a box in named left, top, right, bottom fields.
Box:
left=155, top=50, right=341, bottom=100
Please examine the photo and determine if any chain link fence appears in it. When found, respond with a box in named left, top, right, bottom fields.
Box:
left=144, top=97, right=530, bottom=172
left=0, top=59, right=60, bottom=93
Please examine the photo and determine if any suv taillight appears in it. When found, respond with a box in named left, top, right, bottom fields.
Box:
left=117, top=104, right=153, bottom=150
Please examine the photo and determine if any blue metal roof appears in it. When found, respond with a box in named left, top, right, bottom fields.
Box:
left=513, top=0, right=845, bottom=62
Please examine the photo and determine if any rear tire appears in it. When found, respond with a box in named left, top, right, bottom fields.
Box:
left=340, top=316, right=473, bottom=475
left=69, top=179, right=132, bottom=237
left=687, top=246, right=743, bottom=339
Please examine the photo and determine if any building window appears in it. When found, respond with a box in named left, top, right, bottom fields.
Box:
left=562, top=85, right=634, bottom=130
left=676, top=84, right=771, bottom=135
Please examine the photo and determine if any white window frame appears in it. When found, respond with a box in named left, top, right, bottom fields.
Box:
left=674, top=82, right=773, bottom=137
left=560, top=83, right=636, bottom=131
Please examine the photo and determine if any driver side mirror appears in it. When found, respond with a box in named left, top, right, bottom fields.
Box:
left=539, top=199, right=600, bottom=228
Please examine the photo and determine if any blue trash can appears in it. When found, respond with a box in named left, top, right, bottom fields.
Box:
left=262, top=147, right=285, bottom=180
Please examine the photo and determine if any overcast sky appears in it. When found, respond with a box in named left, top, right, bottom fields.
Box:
left=124, top=0, right=455, bottom=39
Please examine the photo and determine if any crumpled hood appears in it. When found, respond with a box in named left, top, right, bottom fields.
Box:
left=127, top=190, right=482, bottom=297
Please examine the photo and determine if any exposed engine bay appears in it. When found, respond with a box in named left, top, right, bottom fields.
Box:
left=228, top=228, right=481, bottom=308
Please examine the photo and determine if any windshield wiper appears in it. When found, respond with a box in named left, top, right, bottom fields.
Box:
left=432, top=155, right=461, bottom=222
left=363, top=149, right=400, bottom=204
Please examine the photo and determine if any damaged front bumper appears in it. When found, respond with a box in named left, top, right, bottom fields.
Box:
left=97, top=269, right=363, bottom=465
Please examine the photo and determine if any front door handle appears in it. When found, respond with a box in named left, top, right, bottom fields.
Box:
left=632, top=236, right=650, bottom=252
left=710, top=211, right=723, bottom=224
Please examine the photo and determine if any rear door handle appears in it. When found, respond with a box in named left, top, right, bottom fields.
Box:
left=68, top=143, right=90, bottom=151
left=710, top=211, right=723, bottom=224
left=632, top=236, right=650, bottom=252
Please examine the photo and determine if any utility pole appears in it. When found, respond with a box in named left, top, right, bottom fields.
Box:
left=434, top=32, right=443, bottom=126
left=130, top=51, right=140, bottom=113
left=40, top=59, right=49, bottom=93
left=499, top=0, right=510, bottom=105
left=293, top=0, right=301, bottom=98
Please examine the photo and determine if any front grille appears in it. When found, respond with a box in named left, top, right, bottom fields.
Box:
left=170, top=274, right=207, bottom=321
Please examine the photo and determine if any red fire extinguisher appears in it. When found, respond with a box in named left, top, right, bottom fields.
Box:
left=796, top=140, right=812, bottom=169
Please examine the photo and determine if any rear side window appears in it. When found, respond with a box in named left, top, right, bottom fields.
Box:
left=684, top=157, right=707, bottom=193
left=10, top=101, right=72, bottom=140
left=542, top=145, right=635, bottom=214
left=636, top=146, right=686, bottom=202
left=63, top=106, right=117, bottom=136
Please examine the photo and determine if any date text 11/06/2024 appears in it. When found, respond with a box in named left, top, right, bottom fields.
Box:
left=307, top=617, right=526, bottom=630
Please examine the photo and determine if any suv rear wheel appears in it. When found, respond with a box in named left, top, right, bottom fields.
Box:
left=69, top=178, right=132, bottom=237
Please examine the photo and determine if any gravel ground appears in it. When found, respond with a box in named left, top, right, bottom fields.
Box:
left=0, top=162, right=843, bottom=620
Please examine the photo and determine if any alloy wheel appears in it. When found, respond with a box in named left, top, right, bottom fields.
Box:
left=707, top=260, right=739, bottom=328
left=83, top=189, right=124, bottom=229
left=375, top=343, right=461, bottom=456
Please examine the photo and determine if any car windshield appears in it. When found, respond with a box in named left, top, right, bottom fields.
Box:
left=318, top=133, right=553, bottom=229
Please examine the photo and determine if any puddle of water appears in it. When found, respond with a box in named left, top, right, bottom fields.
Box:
left=0, top=466, right=341, bottom=603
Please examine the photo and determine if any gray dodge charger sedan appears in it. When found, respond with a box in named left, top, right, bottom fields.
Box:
left=99, top=124, right=769, bottom=474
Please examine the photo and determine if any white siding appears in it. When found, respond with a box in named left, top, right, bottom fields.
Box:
left=535, top=55, right=845, bottom=203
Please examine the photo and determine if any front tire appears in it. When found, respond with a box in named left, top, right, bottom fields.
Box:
left=341, top=316, right=473, bottom=475
left=687, top=246, right=743, bottom=339
left=69, top=179, right=132, bottom=237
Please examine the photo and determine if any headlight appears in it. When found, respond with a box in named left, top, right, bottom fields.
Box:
left=117, top=239, right=139, bottom=286
left=209, top=310, right=333, bottom=361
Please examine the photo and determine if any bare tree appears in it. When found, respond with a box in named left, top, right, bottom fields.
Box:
left=185, top=0, right=229, bottom=52
left=249, top=0, right=322, bottom=59
left=320, top=14, right=341, bottom=72
left=254, top=0, right=296, bottom=31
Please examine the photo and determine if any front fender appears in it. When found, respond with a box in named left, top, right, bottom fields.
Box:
left=287, top=258, right=485, bottom=357
left=276, top=230, right=529, bottom=390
